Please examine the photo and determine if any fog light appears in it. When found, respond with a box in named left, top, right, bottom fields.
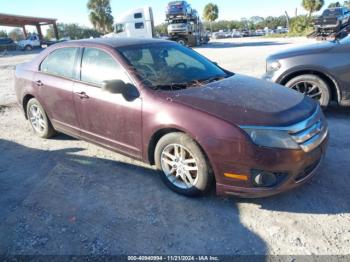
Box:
left=253, top=171, right=277, bottom=187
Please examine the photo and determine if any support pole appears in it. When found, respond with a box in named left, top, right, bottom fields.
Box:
left=36, top=24, right=43, bottom=40
left=22, top=25, right=28, bottom=38
left=53, top=22, right=59, bottom=40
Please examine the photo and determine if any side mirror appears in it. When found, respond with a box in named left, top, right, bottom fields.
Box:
left=102, top=80, right=126, bottom=94
left=102, top=80, right=140, bottom=101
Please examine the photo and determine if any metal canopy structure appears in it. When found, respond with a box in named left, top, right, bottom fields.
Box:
left=0, top=13, right=59, bottom=40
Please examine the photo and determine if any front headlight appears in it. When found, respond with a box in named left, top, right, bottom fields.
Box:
left=242, top=128, right=300, bottom=150
left=266, top=60, right=281, bottom=73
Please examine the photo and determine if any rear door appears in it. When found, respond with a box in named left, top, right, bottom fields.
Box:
left=34, top=47, right=80, bottom=135
left=73, top=47, right=142, bottom=158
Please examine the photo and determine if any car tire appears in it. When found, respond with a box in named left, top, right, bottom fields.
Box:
left=285, top=74, right=331, bottom=109
left=26, top=98, right=56, bottom=139
left=24, top=45, right=32, bottom=51
left=177, top=39, right=187, bottom=46
left=155, top=132, right=213, bottom=197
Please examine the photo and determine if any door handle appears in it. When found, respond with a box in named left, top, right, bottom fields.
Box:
left=75, top=91, right=89, bottom=99
left=35, top=80, right=43, bottom=87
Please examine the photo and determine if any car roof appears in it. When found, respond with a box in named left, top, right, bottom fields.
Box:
left=63, top=37, right=170, bottom=48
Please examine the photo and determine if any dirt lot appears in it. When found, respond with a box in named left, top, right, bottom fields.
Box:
left=0, top=37, right=349, bottom=256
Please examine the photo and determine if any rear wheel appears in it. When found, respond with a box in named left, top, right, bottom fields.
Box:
left=155, top=133, right=212, bottom=197
left=285, top=74, right=331, bottom=108
left=27, top=98, right=56, bottom=138
left=24, top=45, right=32, bottom=51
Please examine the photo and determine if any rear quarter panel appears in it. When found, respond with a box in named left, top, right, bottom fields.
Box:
left=14, top=63, right=36, bottom=110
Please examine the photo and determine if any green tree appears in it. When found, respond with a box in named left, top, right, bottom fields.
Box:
left=328, top=2, right=341, bottom=7
left=203, top=3, right=219, bottom=32
left=87, top=0, right=114, bottom=34
left=155, top=23, right=168, bottom=35
left=302, top=0, right=325, bottom=17
left=46, top=23, right=100, bottom=40
left=290, top=15, right=314, bottom=35
left=0, top=30, right=8, bottom=37
left=8, top=28, right=24, bottom=41
left=344, top=1, right=350, bottom=8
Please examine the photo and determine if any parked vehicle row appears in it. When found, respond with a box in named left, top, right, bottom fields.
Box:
left=0, top=35, right=68, bottom=52
left=15, top=37, right=329, bottom=198
left=0, top=37, right=17, bottom=51
left=210, top=28, right=288, bottom=39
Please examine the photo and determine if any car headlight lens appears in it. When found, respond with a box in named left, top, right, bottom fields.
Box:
left=242, top=128, right=300, bottom=150
left=266, top=60, right=281, bottom=73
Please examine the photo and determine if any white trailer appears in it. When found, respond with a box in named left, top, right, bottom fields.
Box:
left=104, top=7, right=155, bottom=38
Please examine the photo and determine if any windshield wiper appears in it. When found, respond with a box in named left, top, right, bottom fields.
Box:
left=196, top=75, right=227, bottom=85
left=151, top=75, right=228, bottom=91
left=152, top=82, right=191, bottom=91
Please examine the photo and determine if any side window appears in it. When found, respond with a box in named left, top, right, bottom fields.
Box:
left=40, top=47, right=78, bottom=79
left=116, top=24, right=125, bottom=33
left=135, top=22, right=144, bottom=29
left=81, top=48, right=129, bottom=86
left=134, top=13, right=143, bottom=19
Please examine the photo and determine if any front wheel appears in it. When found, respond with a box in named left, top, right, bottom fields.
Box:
left=285, top=74, right=331, bottom=108
left=155, top=133, right=212, bottom=197
left=27, top=98, right=56, bottom=138
left=177, top=39, right=187, bottom=46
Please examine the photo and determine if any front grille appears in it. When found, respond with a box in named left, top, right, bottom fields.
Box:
left=289, top=107, right=328, bottom=153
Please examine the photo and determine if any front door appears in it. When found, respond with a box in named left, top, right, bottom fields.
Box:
left=73, top=47, right=142, bottom=158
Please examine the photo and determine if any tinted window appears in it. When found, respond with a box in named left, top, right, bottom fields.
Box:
left=135, top=22, right=144, bottom=29
left=134, top=13, right=143, bottom=19
left=116, top=24, right=125, bottom=33
left=40, top=47, right=78, bottom=79
left=81, top=48, right=129, bottom=86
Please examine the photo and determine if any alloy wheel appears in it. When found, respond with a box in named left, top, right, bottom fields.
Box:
left=160, top=144, right=199, bottom=189
left=291, top=81, right=323, bottom=101
left=28, top=104, right=46, bottom=134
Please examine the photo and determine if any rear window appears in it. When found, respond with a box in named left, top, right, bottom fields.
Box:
left=323, top=8, right=342, bottom=16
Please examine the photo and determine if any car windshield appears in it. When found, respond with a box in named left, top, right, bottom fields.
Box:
left=322, top=9, right=342, bottom=16
left=117, top=43, right=230, bottom=91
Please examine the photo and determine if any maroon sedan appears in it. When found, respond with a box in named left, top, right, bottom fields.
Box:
left=15, top=38, right=329, bottom=197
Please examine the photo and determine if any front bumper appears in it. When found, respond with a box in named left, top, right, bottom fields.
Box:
left=216, top=136, right=328, bottom=198
left=214, top=106, right=329, bottom=198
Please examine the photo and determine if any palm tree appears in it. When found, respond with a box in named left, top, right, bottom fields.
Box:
left=328, top=2, right=341, bottom=8
left=203, top=3, right=219, bottom=32
left=87, top=0, right=114, bottom=34
left=302, top=0, right=325, bottom=17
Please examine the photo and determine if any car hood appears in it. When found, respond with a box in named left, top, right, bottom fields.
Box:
left=167, top=75, right=317, bottom=127
left=268, top=41, right=336, bottom=60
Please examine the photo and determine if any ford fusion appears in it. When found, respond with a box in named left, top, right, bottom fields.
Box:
left=15, top=38, right=328, bottom=197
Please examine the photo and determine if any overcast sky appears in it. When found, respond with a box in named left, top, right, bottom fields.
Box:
left=0, top=0, right=334, bottom=32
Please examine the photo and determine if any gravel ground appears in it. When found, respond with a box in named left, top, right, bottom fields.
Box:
left=0, top=37, right=349, bottom=256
